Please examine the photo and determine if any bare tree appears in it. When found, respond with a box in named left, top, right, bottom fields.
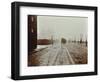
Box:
left=80, top=34, right=83, bottom=43
left=85, top=35, right=87, bottom=47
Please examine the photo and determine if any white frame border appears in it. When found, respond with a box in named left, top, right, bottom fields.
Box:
left=20, top=6, right=95, bottom=76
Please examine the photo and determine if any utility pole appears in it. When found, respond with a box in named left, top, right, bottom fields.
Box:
left=51, top=35, right=53, bottom=45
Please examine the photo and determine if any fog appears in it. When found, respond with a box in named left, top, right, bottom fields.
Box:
left=37, top=15, right=88, bottom=41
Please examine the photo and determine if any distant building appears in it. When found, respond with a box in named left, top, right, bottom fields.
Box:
left=37, top=39, right=52, bottom=45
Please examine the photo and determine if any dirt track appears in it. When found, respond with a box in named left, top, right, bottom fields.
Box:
left=28, top=42, right=87, bottom=66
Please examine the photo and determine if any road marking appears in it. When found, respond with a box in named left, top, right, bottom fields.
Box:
left=64, top=45, right=75, bottom=64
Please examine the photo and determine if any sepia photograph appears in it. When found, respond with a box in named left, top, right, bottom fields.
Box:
left=11, top=2, right=97, bottom=80
left=28, top=15, right=88, bottom=66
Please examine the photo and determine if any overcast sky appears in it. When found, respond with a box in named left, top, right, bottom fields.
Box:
left=37, top=15, right=88, bottom=41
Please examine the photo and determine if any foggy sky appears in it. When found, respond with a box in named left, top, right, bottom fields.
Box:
left=37, top=15, right=88, bottom=41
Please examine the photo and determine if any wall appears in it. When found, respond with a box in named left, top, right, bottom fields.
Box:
left=0, top=0, right=99, bottom=82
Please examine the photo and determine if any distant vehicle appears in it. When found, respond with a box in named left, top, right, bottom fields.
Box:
left=61, top=38, right=66, bottom=44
